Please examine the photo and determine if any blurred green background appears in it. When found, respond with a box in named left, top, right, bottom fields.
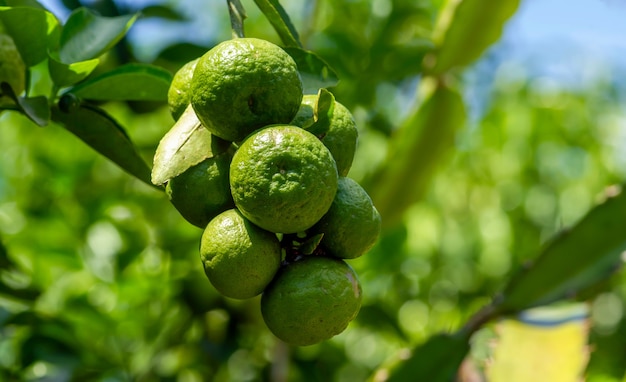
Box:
left=2, top=0, right=626, bottom=381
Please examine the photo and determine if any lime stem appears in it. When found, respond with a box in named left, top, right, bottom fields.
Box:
left=227, top=0, right=247, bottom=38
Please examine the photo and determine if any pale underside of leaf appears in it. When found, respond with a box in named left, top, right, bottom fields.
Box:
left=151, top=105, right=228, bottom=185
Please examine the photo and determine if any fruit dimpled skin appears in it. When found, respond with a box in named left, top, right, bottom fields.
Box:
left=200, top=209, right=281, bottom=299
left=229, top=125, right=338, bottom=234
left=261, top=256, right=362, bottom=346
left=291, top=95, right=358, bottom=177
left=190, top=38, right=303, bottom=142
left=167, top=58, right=199, bottom=121
left=310, top=177, right=381, bottom=259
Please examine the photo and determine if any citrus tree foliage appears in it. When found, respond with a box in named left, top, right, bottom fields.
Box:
left=1, top=0, right=626, bottom=381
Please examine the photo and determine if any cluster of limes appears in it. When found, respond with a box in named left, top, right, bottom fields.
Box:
left=165, top=38, right=381, bottom=346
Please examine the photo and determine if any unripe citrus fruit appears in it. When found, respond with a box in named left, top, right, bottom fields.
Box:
left=291, top=95, right=358, bottom=176
left=167, top=58, right=198, bottom=120
left=0, top=33, right=25, bottom=105
left=230, top=125, right=338, bottom=233
left=190, top=38, right=303, bottom=142
left=261, top=256, right=362, bottom=346
left=166, top=149, right=235, bottom=228
left=310, top=177, right=381, bottom=259
left=200, top=209, right=281, bottom=299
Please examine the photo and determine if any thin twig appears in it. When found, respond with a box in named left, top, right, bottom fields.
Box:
left=227, top=0, right=247, bottom=38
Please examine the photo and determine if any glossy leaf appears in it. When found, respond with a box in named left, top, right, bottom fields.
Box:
left=59, top=7, right=137, bottom=64
left=1, top=82, right=50, bottom=126
left=48, top=54, right=99, bottom=87
left=385, top=332, right=470, bottom=382
left=283, top=47, right=339, bottom=94
left=68, top=63, right=172, bottom=101
left=1, top=0, right=46, bottom=8
left=16, top=95, right=49, bottom=126
left=140, top=5, right=186, bottom=20
left=305, top=88, right=335, bottom=137
left=253, top=0, right=301, bottom=48
left=497, top=187, right=626, bottom=312
left=428, top=0, right=519, bottom=74
left=151, top=105, right=231, bottom=186
left=51, top=101, right=153, bottom=187
left=0, top=6, right=60, bottom=66
left=367, top=80, right=466, bottom=228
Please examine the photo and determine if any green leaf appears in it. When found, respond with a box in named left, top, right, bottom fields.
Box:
left=2, top=0, right=46, bottom=9
left=283, top=47, right=339, bottom=94
left=253, top=0, right=301, bottom=48
left=305, top=88, right=335, bottom=137
left=16, top=95, right=50, bottom=126
left=367, top=79, right=466, bottom=228
left=155, top=42, right=210, bottom=65
left=48, top=53, right=99, bottom=88
left=140, top=5, right=186, bottom=21
left=68, top=63, right=172, bottom=101
left=151, top=105, right=231, bottom=186
left=0, top=6, right=60, bottom=66
left=428, top=0, right=520, bottom=74
left=59, top=7, right=137, bottom=64
left=51, top=100, right=153, bottom=187
left=2, top=82, right=50, bottom=126
left=385, top=332, right=470, bottom=382
left=497, top=187, right=626, bottom=313
left=300, top=233, right=323, bottom=255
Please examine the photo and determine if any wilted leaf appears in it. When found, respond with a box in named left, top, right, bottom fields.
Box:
left=51, top=101, right=153, bottom=186
left=59, top=7, right=137, bottom=64
left=152, top=105, right=231, bottom=185
left=68, top=63, right=172, bottom=101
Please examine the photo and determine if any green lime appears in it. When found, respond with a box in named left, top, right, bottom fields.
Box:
left=261, top=256, right=362, bottom=346
left=200, top=209, right=281, bottom=299
left=230, top=125, right=338, bottom=234
left=166, top=149, right=235, bottom=228
left=0, top=33, right=25, bottom=105
left=167, top=58, right=199, bottom=120
left=310, top=177, right=381, bottom=259
left=191, top=38, right=303, bottom=142
left=291, top=95, right=358, bottom=176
